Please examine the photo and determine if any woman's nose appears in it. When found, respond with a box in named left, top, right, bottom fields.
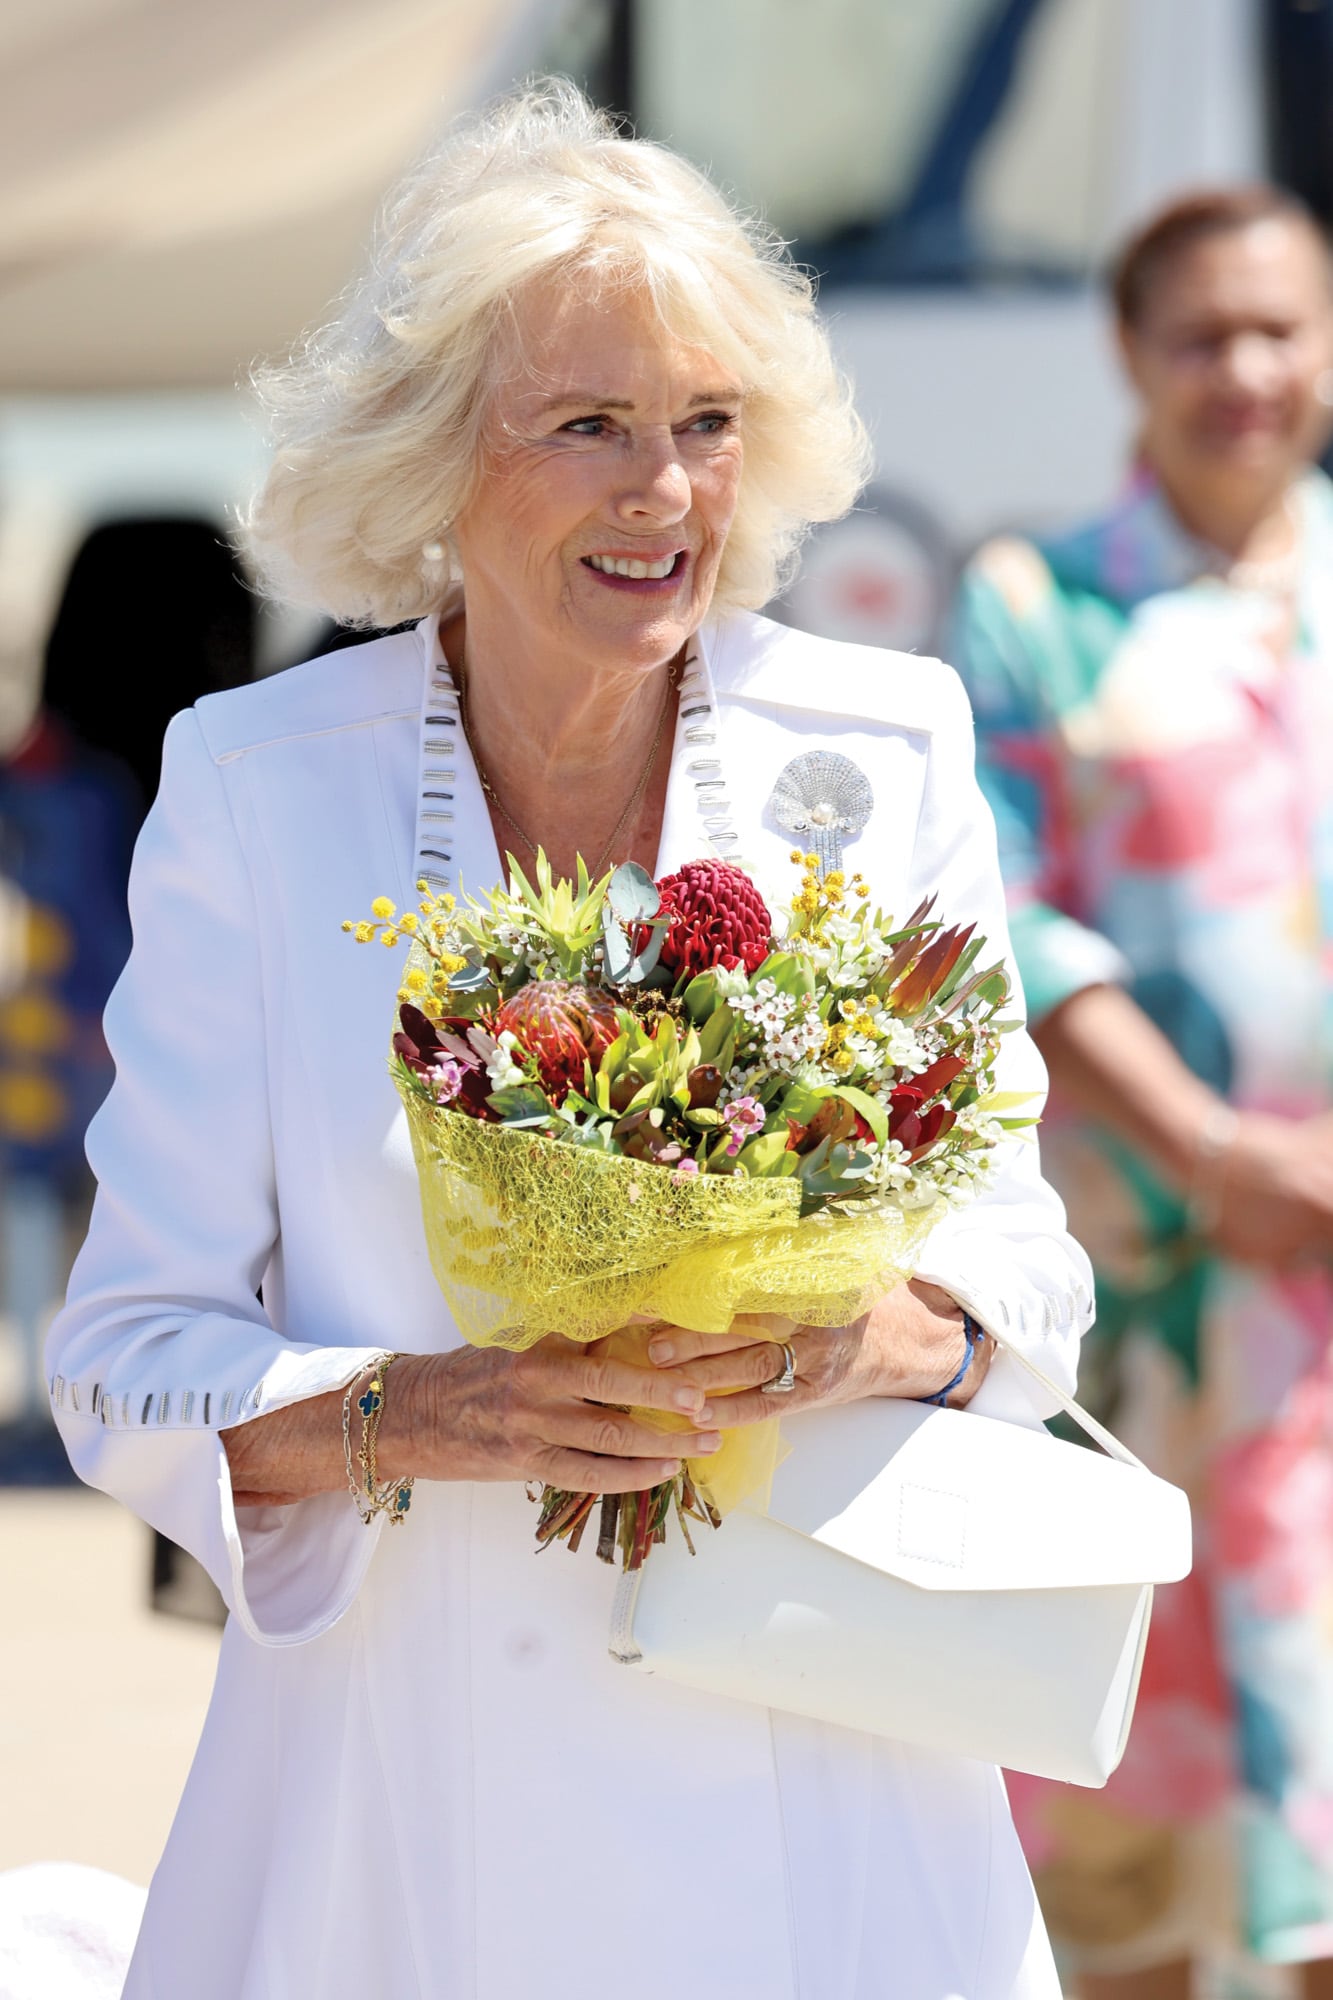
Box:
left=615, top=435, right=691, bottom=521
left=1219, top=330, right=1284, bottom=394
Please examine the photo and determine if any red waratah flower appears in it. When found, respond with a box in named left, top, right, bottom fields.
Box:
left=491, top=981, right=621, bottom=1101
left=656, top=860, right=772, bottom=976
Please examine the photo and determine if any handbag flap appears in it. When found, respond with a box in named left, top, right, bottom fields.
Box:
left=759, top=1400, right=1191, bottom=1593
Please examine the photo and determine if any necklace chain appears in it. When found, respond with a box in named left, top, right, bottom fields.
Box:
left=454, top=655, right=685, bottom=878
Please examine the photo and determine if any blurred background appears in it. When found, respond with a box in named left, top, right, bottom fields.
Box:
left=2, top=0, right=1330, bottom=1989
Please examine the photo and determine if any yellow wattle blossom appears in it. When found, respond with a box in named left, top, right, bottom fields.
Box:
left=404, top=967, right=428, bottom=993
left=440, top=952, right=468, bottom=975
left=382, top=931, right=400, bottom=947
left=789, top=848, right=804, bottom=864
left=354, top=922, right=375, bottom=944
left=824, top=870, right=846, bottom=890
left=371, top=897, right=396, bottom=921
left=397, top=912, right=419, bottom=934
left=803, top=853, right=819, bottom=871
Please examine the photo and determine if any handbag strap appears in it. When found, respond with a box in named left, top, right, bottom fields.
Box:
left=982, top=1319, right=1148, bottom=1473
left=940, top=1280, right=1144, bottom=1472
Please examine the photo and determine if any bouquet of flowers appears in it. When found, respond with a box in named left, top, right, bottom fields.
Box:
left=346, top=851, right=1030, bottom=1568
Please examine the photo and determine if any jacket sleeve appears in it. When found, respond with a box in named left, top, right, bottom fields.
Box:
left=45, top=709, right=390, bottom=1646
left=905, top=661, right=1095, bottom=1425
left=949, top=554, right=1129, bottom=1024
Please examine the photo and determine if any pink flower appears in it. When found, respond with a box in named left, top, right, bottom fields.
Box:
left=672, top=1158, right=701, bottom=1184
left=722, top=1095, right=766, bottom=1157
left=427, top=1055, right=467, bottom=1103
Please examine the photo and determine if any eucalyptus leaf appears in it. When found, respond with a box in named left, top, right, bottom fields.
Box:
left=448, top=954, right=491, bottom=992
left=486, top=1085, right=555, bottom=1123
left=607, top=862, right=662, bottom=922
left=600, top=901, right=633, bottom=981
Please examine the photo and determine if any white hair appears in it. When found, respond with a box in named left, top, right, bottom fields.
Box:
left=243, top=79, right=870, bottom=627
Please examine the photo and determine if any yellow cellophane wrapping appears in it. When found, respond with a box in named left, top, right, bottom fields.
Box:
left=399, top=1081, right=943, bottom=1513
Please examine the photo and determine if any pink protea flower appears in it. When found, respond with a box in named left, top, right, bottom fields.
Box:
left=491, top=981, right=620, bottom=1102
left=656, top=860, right=772, bottom=976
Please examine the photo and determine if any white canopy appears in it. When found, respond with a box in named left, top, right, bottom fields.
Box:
left=0, top=0, right=549, bottom=389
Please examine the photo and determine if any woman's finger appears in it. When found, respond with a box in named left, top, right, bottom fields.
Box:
left=653, top=1339, right=796, bottom=1398
left=646, top=1327, right=752, bottom=1366
left=528, top=1446, right=686, bottom=1495
left=646, top=1317, right=786, bottom=1368
left=524, top=1342, right=712, bottom=1418
left=546, top=1399, right=721, bottom=1462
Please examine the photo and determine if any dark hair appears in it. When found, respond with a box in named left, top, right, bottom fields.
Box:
left=1110, top=185, right=1330, bottom=327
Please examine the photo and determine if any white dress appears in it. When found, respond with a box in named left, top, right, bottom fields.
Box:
left=48, top=610, right=1087, bottom=1999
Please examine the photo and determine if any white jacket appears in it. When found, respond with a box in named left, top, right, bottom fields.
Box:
left=46, top=609, right=1081, bottom=1999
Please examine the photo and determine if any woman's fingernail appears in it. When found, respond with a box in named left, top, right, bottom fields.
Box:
left=695, top=1432, right=722, bottom=1453
left=649, top=1339, right=675, bottom=1364
left=672, top=1386, right=702, bottom=1412
left=697, top=1402, right=716, bottom=1425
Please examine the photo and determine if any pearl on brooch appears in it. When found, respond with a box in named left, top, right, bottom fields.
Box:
left=769, top=751, right=873, bottom=872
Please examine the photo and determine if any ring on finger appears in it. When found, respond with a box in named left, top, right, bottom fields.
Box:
left=760, top=1340, right=798, bottom=1395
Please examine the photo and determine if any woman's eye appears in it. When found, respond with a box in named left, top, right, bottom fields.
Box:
left=562, top=416, right=609, bottom=436
left=687, top=411, right=738, bottom=434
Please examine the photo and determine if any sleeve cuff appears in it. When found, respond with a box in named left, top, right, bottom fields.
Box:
left=1006, top=902, right=1131, bottom=1026
left=53, top=1342, right=391, bottom=1647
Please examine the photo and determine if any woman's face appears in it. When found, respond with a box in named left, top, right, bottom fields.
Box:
left=452, top=279, right=745, bottom=678
left=1121, top=217, right=1333, bottom=494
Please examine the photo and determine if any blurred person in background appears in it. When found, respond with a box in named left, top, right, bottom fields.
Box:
left=952, top=187, right=1333, bottom=1998
left=0, top=519, right=252, bottom=1475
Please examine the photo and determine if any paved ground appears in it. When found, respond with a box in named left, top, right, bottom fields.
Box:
left=0, top=1487, right=219, bottom=1887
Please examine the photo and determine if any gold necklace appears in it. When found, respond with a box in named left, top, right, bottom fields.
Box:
left=455, top=654, right=684, bottom=878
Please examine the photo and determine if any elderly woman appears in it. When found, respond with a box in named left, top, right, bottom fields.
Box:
left=952, top=187, right=1333, bottom=1999
left=48, top=85, right=1091, bottom=1999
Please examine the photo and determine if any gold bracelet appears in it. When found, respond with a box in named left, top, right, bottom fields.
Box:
left=342, top=1357, right=415, bottom=1526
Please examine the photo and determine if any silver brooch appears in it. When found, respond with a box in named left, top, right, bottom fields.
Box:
left=769, top=751, right=873, bottom=872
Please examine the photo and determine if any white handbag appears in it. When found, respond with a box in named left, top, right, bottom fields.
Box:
left=609, top=1334, right=1191, bottom=1786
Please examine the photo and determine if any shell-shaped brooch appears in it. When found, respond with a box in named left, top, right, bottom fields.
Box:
left=769, top=751, right=873, bottom=873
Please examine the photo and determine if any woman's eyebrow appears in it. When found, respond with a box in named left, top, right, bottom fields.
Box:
left=535, top=388, right=743, bottom=415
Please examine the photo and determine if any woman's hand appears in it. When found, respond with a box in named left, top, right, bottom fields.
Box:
left=644, top=1280, right=990, bottom=1432
left=1208, top=1110, right=1333, bottom=1266
left=223, top=1334, right=722, bottom=1509
left=393, top=1336, right=722, bottom=1493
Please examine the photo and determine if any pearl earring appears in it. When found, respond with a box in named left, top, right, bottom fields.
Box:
left=422, top=540, right=445, bottom=563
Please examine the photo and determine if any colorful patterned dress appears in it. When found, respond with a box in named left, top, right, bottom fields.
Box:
left=951, top=469, right=1333, bottom=1977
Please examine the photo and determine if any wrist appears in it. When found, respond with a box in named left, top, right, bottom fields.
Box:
left=1184, top=1101, right=1240, bottom=1235
left=372, top=1350, right=436, bottom=1485
left=917, top=1312, right=986, bottom=1408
